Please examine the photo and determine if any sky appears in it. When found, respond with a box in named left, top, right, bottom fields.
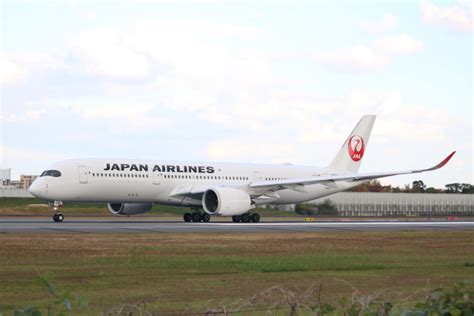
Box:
left=0, top=0, right=472, bottom=188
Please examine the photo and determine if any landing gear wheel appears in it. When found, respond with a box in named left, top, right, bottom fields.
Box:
left=232, top=215, right=239, bottom=223
left=192, top=212, right=202, bottom=222
left=251, top=213, right=260, bottom=223
left=183, top=213, right=192, bottom=222
left=241, top=213, right=251, bottom=223
left=202, top=213, right=211, bottom=222
left=53, top=213, right=64, bottom=222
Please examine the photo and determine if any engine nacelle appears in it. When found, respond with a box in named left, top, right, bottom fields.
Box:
left=107, top=203, right=153, bottom=216
left=202, top=187, right=252, bottom=216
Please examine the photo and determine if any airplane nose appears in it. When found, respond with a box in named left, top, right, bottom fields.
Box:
left=28, top=181, right=44, bottom=198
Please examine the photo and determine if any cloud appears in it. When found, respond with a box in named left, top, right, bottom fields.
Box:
left=0, top=53, right=60, bottom=86
left=0, top=109, right=46, bottom=123
left=374, top=34, right=424, bottom=55
left=0, top=145, right=69, bottom=165
left=357, top=14, right=397, bottom=34
left=421, top=0, right=473, bottom=32
left=68, top=0, right=97, bottom=21
left=67, top=19, right=261, bottom=82
left=315, top=34, right=423, bottom=72
left=315, top=45, right=389, bottom=72
left=69, top=29, right=153, bottom=80
left=0, top=54, right=28, bottom=85
left=207, top=138, right=295, bottom=163
left=67, top=99, right=172, bottom=131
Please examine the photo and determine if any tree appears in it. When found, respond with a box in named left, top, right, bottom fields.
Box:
left=411, top=180, right=426, bottom=193
left=445, top=183, right=462, bottom=193
left=350, top=180, right=392, bottom=192
left=425, top=187, right=440, bottom=193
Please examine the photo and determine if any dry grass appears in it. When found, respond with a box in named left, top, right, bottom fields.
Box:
left=0, top=231, right=473, bottom=314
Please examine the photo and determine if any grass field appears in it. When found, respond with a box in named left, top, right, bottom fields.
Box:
left=0, top=197, right=294, bottom=217
left=0, top=231, right=473, bottom=314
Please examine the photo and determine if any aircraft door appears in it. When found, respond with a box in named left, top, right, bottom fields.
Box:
left=253, top=170, right=262, bottom=181
left=78, top=166, right=88, bottom=184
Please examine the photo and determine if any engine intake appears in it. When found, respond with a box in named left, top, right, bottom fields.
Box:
left=107, top=203, right=153, bottom=215
left=202, top=187, right=252, bottom=216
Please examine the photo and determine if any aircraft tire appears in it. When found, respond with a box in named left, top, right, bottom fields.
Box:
left=251, top=213, right=260, bottom=223
left=183, top=213, right=192, bottom=222
left=192, top=212, right=202, bottom=222
left=56, top=213, right=64, bottom=222
left=53, top=214, right=58, bottom=222
left=241, top=213, right=251, bottom=223
left=202, top=213, right=211, bottom=222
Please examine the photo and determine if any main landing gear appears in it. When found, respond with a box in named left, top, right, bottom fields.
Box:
left=183, top=211, right=211, bottom=223
left=232, top=212, right=260, bottom=223
left=182, top=211, right=261, bottom=223
left=51, top=201, right=64, bottom=223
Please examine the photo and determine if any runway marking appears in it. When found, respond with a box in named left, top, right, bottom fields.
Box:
left=121, top=227, right=159, bottom=232
left=40, top=226, right=90, bottom=233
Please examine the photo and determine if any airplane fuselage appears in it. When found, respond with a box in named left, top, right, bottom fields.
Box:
left=30, top=158, right=358, bottom=206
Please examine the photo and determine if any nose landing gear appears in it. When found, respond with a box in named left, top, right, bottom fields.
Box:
left=53, top=213, right=64, bottom=222
left=50, top=201, right=64, bottom=223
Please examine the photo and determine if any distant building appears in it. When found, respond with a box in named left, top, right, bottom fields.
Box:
left=20, top=175, right=38, bottom=189
left=7, top=180, right=21, bottom=189
left=0, top=169, right=12, bottom=186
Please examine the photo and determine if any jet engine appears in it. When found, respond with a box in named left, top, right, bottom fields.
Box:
left=202, top=187, right=252, bottom=216
left=107, top=203, right=153, bottom=215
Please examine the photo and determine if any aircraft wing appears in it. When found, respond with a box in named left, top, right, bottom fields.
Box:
left=169, top=151, right=455, bottom=198
left=249, top=151, right=456, bottom=192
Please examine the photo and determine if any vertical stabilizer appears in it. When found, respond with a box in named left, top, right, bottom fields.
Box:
left=328, top=115, right=376, bottom=173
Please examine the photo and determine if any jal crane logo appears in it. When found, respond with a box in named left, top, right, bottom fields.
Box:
left=348, top=135, right=365, bottom=162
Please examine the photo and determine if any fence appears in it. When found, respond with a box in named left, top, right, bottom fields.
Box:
left=0, top=188, right=35, bottom=198
left=311, top=192, right=474, bottom=216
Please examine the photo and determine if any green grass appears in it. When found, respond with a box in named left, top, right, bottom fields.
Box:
left=91, top=254, right=388, bottom=274
left=0, top=231, right=473, bottom=314
left=0, top=197, right=297, bottom=217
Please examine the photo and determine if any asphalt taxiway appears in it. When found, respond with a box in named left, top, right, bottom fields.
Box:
left=1, top=218, right=474, bottom=233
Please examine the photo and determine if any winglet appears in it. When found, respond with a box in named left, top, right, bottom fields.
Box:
left=425, top=151, right=456, bottom=171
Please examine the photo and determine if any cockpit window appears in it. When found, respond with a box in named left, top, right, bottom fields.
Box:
left=40, top=170, right=62, bottom=177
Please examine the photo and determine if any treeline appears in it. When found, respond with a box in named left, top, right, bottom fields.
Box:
left=350, top=180, right=474, bottom=194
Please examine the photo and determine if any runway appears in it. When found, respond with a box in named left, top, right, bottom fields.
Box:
left=1, top=218, right=474, bottom=233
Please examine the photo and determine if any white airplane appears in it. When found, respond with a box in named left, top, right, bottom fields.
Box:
left=29, top=115, right=455, bottom=223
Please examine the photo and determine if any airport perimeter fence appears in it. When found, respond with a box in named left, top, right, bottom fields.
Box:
left=311, top=192, right=474, bottom=216
left=0, top=188, right=34, bottom=198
